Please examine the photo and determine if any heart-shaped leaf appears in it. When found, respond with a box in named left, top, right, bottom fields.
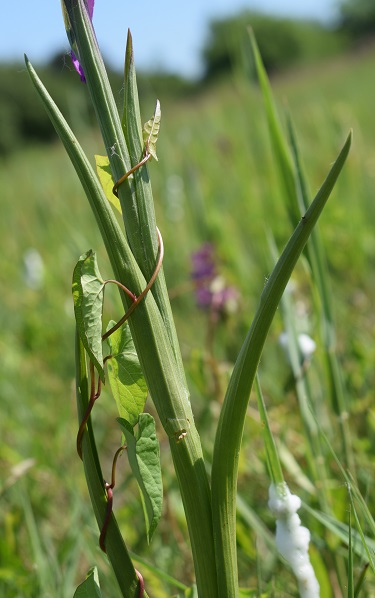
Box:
left=106, top=322, right=148, bottom=426
left=72, top=250, right=105, bottom=381
left=118, top=414, right=163, bottom=543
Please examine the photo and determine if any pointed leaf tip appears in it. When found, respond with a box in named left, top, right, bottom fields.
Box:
left=73, top=566, right=102, bottom=597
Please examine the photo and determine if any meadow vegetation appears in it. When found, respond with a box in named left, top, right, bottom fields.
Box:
left=0, top=10, right=375, bottom=597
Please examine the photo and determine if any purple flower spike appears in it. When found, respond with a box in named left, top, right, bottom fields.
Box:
left=191, top=243, right=240, bottom=316
left=191, top=243, right=216, bottom=282
left=70, top=0, right=95, bottom=82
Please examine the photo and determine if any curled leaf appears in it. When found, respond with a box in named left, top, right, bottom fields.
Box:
left=72, top=250, right=105, bottom=381
left=142, top=100, right=161, bottom=161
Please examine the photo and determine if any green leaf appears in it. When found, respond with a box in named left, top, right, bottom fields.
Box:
left=72, top=250, right=105, bottom=381
left=348, top=509, right=354, bottom=598
left=184, top=585, right=198, bottom=598
left=255, top=374, right=284, bottom=487
left=106, top=322, right=148, bottom=426
left=73, top=567, right=102, bottom=598
left=142, top=100, right=161, bottom=161
left=211, top=131, right=351, bottom=596
left=94, top=154, right=122, bottom=215
left=75, top=332, right=141, bottom=596
left=248, top=28, right=298, bottom=221
left=118, top=414, right=163, bottom=543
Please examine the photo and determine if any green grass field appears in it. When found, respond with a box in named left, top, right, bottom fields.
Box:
left=1, top=43, right=375, bottom=596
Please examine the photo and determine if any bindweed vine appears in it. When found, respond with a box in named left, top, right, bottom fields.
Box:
left=24, top=1, right=356, bottom=596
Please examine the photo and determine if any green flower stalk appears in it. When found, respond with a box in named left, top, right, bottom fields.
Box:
left=60, top=0, right=217, bottom=594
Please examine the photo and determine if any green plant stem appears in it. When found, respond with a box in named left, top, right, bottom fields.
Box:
left=75, top=332, right=145, bottom=598
left=26, top=47, right=218, bottom=595
left=211, top=133, right=351, bottom=597
left=65, top=2, right=185, bottom=386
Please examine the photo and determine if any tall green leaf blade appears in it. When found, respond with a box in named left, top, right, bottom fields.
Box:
left=118, top=414, right=163, bottom=543
left=73, top=567, right=102, bottom=598
left=248, top=28, right=298, bottom=221
left=72, top=250, right=105, bottom=381
left=107, top=322, right=148, bottom=426
left=143, top=100, right=161, bottom=161
left=211, top=132, right=351, bottom=597
left=303, top=502, right=375, bottom=558
left=348, top=510, right=354, bottom=598
left=94, top=154, right=122, bottom=215
left=255, top=374, right=284, bottom=486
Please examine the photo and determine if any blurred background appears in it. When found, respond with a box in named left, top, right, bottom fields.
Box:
left=1, top=0, right=375, bottom=596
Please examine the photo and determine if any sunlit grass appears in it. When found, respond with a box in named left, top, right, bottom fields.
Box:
left=1, top=44, right=374, bottom=595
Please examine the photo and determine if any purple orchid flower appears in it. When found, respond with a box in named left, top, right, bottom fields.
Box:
left=191, top=243, right=240, bottom=315
left=69, top=0, right=95, bottom=83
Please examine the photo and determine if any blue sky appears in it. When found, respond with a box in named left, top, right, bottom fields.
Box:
left=4, top=1, right=338, bottom=77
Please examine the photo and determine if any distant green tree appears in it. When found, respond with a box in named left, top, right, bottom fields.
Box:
left=202, top=12, right=348, bottom=82
left=339, top=0, right=375, bottom=38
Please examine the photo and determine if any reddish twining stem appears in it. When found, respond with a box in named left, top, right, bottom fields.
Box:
left=99, top=481, right=113, bottom=552
left=77, top=227, right=163, bottom=456
left=104, top=278, right=137, bottom=303
left=76, top=361, right=102, bottom=459
left=112, top=152, right=152, bottom=197
left=98, top=446, right=145, bottom=596
left=135, top=569, right=145, bottom=597
left=102, top=227, right=164, bottom=341
left=99, top=444, right=126, bottom=550
left=76, top=225, right=163, bottom=457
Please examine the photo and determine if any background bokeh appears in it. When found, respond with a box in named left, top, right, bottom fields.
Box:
left=1, top=1, right=375, bottom=595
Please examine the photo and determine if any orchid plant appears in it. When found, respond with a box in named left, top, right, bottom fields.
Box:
left=25, top=1, right=351, bottom=596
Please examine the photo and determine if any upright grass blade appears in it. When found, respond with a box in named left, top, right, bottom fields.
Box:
left=27, top=36, right=218, bottom=598
left=75, top=332, right=144, bottom=598
left=248, top=28, right=298, bottom=223
left=255, top=374, right=284, bottom=487
left=287, top=117, right=355, bottom=475
left=347, top=509, right=354, bottom=598
left=249, top=27, right=355, bottom=474
left=211, top=133, right=351, bottom=597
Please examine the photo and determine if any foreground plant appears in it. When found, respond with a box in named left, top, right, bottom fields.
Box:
left=26, top=1, right=352, bottom=596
